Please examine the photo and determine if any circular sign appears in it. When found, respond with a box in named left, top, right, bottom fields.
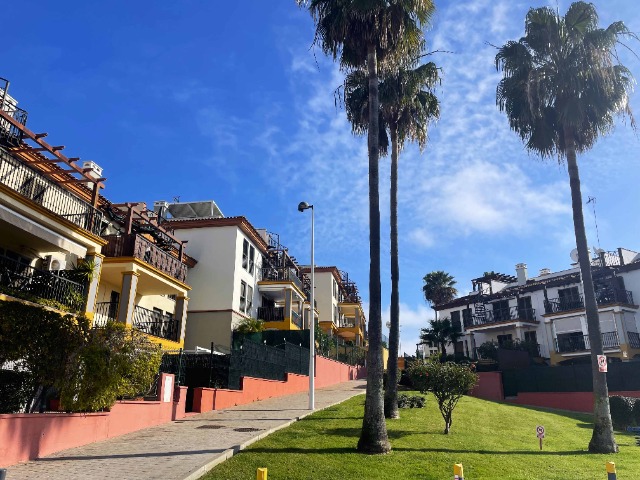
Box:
left=536, top=425, right=545, bottom=438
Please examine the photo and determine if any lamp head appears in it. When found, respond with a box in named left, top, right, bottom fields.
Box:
left=298, top=201, right=312, bottom=212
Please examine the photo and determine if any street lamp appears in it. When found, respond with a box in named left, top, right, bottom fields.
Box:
left=298, top=201, right=315, bottom=410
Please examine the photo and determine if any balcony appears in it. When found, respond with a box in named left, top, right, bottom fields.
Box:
left=0, top=148, right=104, bottom=235
left=544, top=290, right=634, bottom=315
left=629, top=331, right=640, bottom=349
left=102, top=234, right=188, bottom=283
left=470, top=306, right=537, bottom=328
left=133, top=305, right=179, bottom=342
left=555, top=331, right=620, bottom=353
left=93, top=300, right=118, bottom=327
left=291, top=310, right=303, bottom=329
left=260, top=266, right=303, bottom=291
left=0, top=253, right=85, bottom=311
left=257, top=306, right=285, bottom=322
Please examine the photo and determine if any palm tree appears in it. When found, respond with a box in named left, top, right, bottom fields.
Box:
left=422, top=271, right=457, bottom=320
left=419, top=317, right=462, bottom=358
left=496, top=1, right=635, bottom=453
left=297, top=0, right=432, bottom=454
left=344, top=62, right=440, bottom=419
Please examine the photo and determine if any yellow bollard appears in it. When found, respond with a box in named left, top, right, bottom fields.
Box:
left=454, top=463, right=464, bottom=480
left=256, top=467, right=268, bottom=480
left=606, top=461, right=616, bottom=480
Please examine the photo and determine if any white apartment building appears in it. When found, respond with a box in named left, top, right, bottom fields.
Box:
left=436, top=248, right=640, bottom=366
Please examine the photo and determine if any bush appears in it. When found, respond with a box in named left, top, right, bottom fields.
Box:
left=609, top=396, right=638, bottom=429
left=397, top=394, right=426, bottom=408
left=59, top=322, right=162, bottom=412
left=399, top=369, right=414, bottom=388
left=408, top=358, right=478, bottom=434
left=0, top=369, right=33, bottom=414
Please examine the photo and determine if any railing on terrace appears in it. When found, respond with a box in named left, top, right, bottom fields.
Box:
left=0, top=253, right=85, bottom=311
left=260, top=265, right=303, bottom=290
left=93, top=301, right=118, bottom=327
left=471, top=306, right=537, bottom=327
left=291, top=310, right=303, bottom=329
left=628, top=331, right=640, bottom=349
left=257, top=306, right=285, bottom=322
left=102, top=233, right=188, bottom=283
left=591, top=251, right=622, bottom=268
left=544, top=289, right=634, bottom=314
left=0, top=96, right=28, bottom=147
left=0, top=148, right=104, bottom=235
left=133, top=305, right=179, bottom=342
left=555, top=331, right=619, bottom=353
left=338, top=320, right=357, bottom=329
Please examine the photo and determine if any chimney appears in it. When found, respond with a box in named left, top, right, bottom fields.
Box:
left=515, top=263, right=528, bottom=285
left=153, top=200, right=169, bottom=220
left=82, top=161, right=103, bottom=190
left=539, top=268, right=551, bottom=276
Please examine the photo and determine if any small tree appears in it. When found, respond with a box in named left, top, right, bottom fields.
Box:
left=419, top=318, right=461, bottom=360
left=409, top=359, right=478, bottom=434
left=234, top=317, right=264, bottom=334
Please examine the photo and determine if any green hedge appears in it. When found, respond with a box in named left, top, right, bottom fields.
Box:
left=609, top=396, right=640, bottom=429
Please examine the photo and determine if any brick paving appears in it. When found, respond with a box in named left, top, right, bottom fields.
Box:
left=5, top=380, right=366, bottom=480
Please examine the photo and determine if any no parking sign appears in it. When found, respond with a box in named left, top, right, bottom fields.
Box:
left=598, top=355, right=607, bottom=373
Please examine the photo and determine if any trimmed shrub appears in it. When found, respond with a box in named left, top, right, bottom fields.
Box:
left=397, top=394, right=426, bottom=409
left=0, top=369, right=33, bottom=413
left=609, top=395, right=638, bottom=429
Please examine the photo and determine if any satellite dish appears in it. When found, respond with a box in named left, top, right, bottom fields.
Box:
left=570, top=248, right=579, bottom=263
left=595, top=247, right=605, bottom=255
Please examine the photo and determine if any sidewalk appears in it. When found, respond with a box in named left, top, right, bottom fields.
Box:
left=5, top=380, right=366, bottom=480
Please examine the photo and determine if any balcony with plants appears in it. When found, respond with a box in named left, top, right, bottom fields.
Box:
left=544, top=287, right=634, bottom=315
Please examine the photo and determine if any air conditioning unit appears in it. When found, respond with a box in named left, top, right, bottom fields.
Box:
left=43, top=254, right=67, bottom=272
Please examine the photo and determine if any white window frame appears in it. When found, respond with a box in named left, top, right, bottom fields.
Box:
left=240, top=280, right=247, bottom=313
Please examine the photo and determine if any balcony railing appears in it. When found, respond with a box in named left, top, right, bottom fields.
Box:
left=0, top=148, right=104, bottom=235
left=102, top=233, right=188, bottom=283
left=629, top=331, right=640, bottom=349
left=133, top=305, right=179, bottom=342
left=555, top=331, right=620, bottom=353
left=471, top=306, right=537, bottom=327
left=93, top=301, right=118, bottom=327
left=291, top=310, right=303, bottom=329
left=260, top=266, right=303, bottom=291
left=257, top=306, right=285, bottom=322
left=545, top=290, right=634, bottom=314
left=338, top=320, right=357, bottom=329
left=0, top=88, right=28, bottom=147
left=0, top=254, right=85, bottom=311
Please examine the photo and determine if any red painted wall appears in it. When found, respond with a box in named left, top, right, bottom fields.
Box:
left=0, top=374, right=187, bottom=468
left=470, top=372, right=504, bottom=402
left=193, top=355, right=366, bottom=413
left=508, top=391, right=640, bottom=413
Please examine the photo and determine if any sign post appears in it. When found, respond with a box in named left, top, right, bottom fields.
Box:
left=536, top=425, right=545, bottom=450
left=598, top=355, right=608, bottom=373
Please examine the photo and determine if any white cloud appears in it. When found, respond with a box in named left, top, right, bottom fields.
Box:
left=381, top=302, right=433, bottom=356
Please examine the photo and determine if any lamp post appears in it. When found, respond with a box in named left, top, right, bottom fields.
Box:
left=298, top=201, right=315, bottom=410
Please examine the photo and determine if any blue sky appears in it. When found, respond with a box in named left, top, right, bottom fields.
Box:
left=4, top=0, right=639, bottom=354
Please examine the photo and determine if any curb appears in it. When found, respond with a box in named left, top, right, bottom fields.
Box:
left=181, top=389, right=366, bottom=480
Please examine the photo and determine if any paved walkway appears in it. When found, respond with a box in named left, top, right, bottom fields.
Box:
left=6, top=380, right=366, bottom=480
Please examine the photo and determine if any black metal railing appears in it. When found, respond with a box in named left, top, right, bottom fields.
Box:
left=0, top=83, right=28, bottom=146
left=102, top=234, right=188, bottom=283
left=0, top=254, right=85, bottom=311
left=628, top=331, right=640, bottom=349
left=471, top=306, right=537, bottom=327
left=339, top=320, right=357, bottom=328
left=555, top=331, right=620, bottom=353
left=0, top=148, right=104, bottom=234
left=545, top=290, right=634, bottom=314
left=591, top=251, right=622, bottom=268
left=260, top=266, right=303, bottom=290
left=93, top=301, right=118, bottom=327
left=133, top=305, right=180, bottom=342
left=257, top=306, right=285, bottom=322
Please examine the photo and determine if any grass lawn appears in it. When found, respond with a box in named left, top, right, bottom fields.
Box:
left=204, top=393, right=640, bottom=479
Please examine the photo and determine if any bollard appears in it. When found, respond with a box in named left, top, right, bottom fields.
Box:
left=0, top=468, right=6, bottom=480
left=454, top=463, right=464, bottom=480
left=606, top=461, right=616, bottom=480
left=256, top=467, right=268, bottom=480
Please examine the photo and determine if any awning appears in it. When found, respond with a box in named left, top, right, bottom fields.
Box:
left=0, top=203, right=88, bottom=257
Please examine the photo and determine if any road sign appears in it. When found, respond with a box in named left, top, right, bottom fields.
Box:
left=536, top=425, right=545, bottom=439
left=598, top=355, right=608, bottom=373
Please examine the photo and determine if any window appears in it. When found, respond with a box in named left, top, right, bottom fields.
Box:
left=334, top=305, right=338, bottom=324
left=497, top=334, right=512, bottom=347
left=242, top=240, right=249, bottom=270
left=558, top=287, right=582, bottom=310
left=246, top=285, right=253, bottom=314
left=333, top=279, right=338, bottom=299
left=524, top=331, right=537, bottom=343
left=462, top=308, right=473, bottom=327
left=492, top=300, right=510, bottom=322
left=517, top=296, right=534, bottom=320
left=450, top=310, right=461, bottom=332
left=249, top=246, right=255, bottom=274
left=239, top=280, right=247, bottom=313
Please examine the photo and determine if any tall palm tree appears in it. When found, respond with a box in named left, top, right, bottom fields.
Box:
left=297, top=0, right=432, bottom=454
left=422, top=271, right=457, bottom=320
left=419, top=317, right=462, bottom=358
left=496, top=1, right=635, bottom=453
left=344, top=62, right=440, bottom=419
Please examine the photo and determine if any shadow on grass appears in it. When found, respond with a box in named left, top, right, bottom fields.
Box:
left=244, top=446, right=589, bottom=456
left=324, top=427, right=416, bottom=440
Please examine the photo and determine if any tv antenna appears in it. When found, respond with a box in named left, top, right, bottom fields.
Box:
left=173, top=196, right=181, bottom=203
left=586, top=196, right=601, bottom=249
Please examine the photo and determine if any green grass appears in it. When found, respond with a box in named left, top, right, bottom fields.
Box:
left=204, top=394, right=640, bottom=479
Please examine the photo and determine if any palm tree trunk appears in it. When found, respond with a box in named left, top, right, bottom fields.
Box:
left=564, top=126, right=618, bottom=453
left=358, top=43, right=391, bottom=454
left=384, top=122, right=400, bottom=420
